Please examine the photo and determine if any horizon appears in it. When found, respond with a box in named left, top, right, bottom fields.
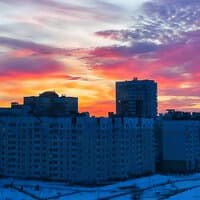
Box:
left=0, top=0, right=199, bottom=116
left=1, top=81, right=199, bottom=117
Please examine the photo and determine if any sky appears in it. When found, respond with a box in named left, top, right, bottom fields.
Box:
left=0, top=0, right=199, bottom=116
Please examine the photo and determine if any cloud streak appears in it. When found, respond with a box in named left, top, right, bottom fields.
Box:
left=0, top=0, right=124, bottom=23
left=0, top=36, right=71, bottom=56
left=0, top=56, right=65, bottom=80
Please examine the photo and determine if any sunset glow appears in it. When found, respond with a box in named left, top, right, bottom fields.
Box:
left=0, top=0, right=200, bottom=116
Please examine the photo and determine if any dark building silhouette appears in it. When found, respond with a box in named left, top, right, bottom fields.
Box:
left=161, top=109, right=200, bottom=120
left=24, top=91, right=78, bottom=117
left=116, top=78, right=157, bottom=117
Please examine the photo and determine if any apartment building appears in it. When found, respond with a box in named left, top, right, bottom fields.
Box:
left=161, top=120, right=200, bottom=172
left=0, top=116, right=155, bottom=184
left=116, top=78, right=157, bottom=118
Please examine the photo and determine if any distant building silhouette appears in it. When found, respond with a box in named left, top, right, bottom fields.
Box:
left=24, top=91, right=78, bottom=117
left=116, top=78, right=157, bottom=118
left=161, top=109, right=200, bottom=120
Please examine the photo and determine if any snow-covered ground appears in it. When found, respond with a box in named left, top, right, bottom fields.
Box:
left=1, top=174, right=200, bottom=200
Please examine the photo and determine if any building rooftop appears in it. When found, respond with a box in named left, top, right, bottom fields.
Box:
left=39, top=91, right=59, bottom=98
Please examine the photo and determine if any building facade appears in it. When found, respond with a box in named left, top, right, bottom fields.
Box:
left=116, top=78, right=157, bottom=118
left=161, top=120, right=200, bottom=172
left=0, top=116, right=155, bottom=184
